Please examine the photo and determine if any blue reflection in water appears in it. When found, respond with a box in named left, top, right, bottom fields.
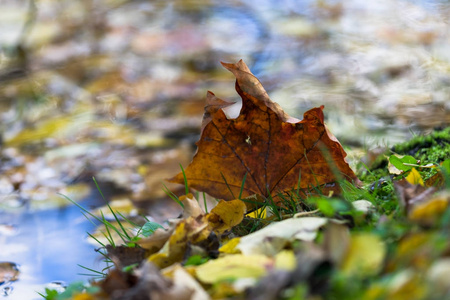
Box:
left=0, top=197, right=105, bottom=299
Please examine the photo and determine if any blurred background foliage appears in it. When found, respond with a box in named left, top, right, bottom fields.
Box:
left=1, top=0, right=449, bottom=214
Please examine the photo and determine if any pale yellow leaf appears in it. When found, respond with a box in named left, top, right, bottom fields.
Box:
left=219, top=237, right=241, bottom=254
left=274, top=250, right=296, bottom=271
left=408, top=192, right=449, bottom=226
left=195, top=254, right=271, bottom=284
left=341, top=233, right=385, bottom=276
left=238, top=217, right=328, bottom=255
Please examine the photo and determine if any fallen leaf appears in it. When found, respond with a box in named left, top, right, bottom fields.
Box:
left=103, top=262, right=195, bottom=300
left=352, top=199, right=376, bottom=214
left=0, top=262, right=19, bottom=283
left=323, top=222, right=350, bottom=266
left=219, top=237, right=241, bottom=254
left=274, top=250, right=297, bottom=271
left=137, top=227, right=176, bottom=254
left=237, top=217, right=329, bottom=255
left=340, top=233, right=385, bottom=276
left=364, top=270, right=428, bottom=300
left=149, top=216, right=210, bottom=268
left=247, top=206, right=267, bottom=219
left=195, top=254, right=272, bottom=284
left=73, top=294, right=96, bottom=300
left=246, top=242, right=329, bottom=299
left=139, top=195, right=243, bottom=268
left=206, top=199, right=246, bottom=234
left=391, top=232, right=437, bottom=271
left=406, top=168, right=424, bottom=186
left=427, top=258, right=450, bottom=292
left=394, top=179, right=436, bottom=213
left=180, top=193, right=205, bottom=218
left=408, top=191, right=449, bottom=227
left=387, top=271, right=428, bottom=300
left=170, top=60, right=357, bottom=202
left=105, top=245, right=148, bottom=269
left=162, top=264, right=210, bottom=300
left=389, top=155, right=418, bottom=173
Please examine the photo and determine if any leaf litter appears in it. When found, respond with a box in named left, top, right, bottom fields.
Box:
left=39, top=60, right=450, bottom=300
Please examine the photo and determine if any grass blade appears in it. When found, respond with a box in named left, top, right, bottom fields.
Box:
left=162, top=182, right=184, bottom=208
left=296, top=169, right=302, bottom=197
left=179, top=164, right=189, bottom=195
left=203, top=192, right=208, bottom=213
left=238, top=172, right=248, bottom=199
left=221, top=172, right=235, bottom=199
left=77, top=264, right=105, bottom=277
left=92, top=176, right=106, bottom=201
left=107, top=204, right=132, bottom=241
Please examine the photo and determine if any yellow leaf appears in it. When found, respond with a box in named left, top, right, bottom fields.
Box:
left=247, top=206, right=267, bottom=219
left=408, top=192, right=449, bottom=226
left=209, top=282, right=238, bottom=299
left=219, top=237, right=241, bottom=254
left=389, top=232, right=435, bottom=271
left=363, top=284, right=387, bottom=300
left=397, top=232, right=431, bottom=258
left=195, top=254, right=272, bottom=284
left=73, top=293, right=95, bottom=300
left=341, top=233, right=385, bottom=276
left=274, top=250, right=296, bottom=271
left=388, top=271, right=427, bottom=300
left=206, top=199, right=246, bottom=234
left=149, top=216, right=210, bottom=268
left=406, top=168, right=424, bottom=186
left=364, top=271, right=428, bottom=300
left=149, top=221, right=188, bottom=268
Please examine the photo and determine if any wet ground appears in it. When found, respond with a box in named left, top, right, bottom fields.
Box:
left=0, top=0, right=449, bottom=298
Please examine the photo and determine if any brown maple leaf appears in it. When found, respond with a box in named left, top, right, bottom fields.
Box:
left=170, top=60, right=357, bottom=202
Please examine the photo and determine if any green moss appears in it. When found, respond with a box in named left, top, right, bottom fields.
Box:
left=358, top=127, right=450, bottom=183
left=356, top=127, right=449, bottom=223
left=392, top=127, right=450, bottom=164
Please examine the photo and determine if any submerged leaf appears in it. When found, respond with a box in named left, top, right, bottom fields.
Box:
left=0, top=262, right=19, bottom=283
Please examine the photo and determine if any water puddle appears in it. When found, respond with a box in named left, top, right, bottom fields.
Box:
left=0, top=197, right=106, bottom=299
